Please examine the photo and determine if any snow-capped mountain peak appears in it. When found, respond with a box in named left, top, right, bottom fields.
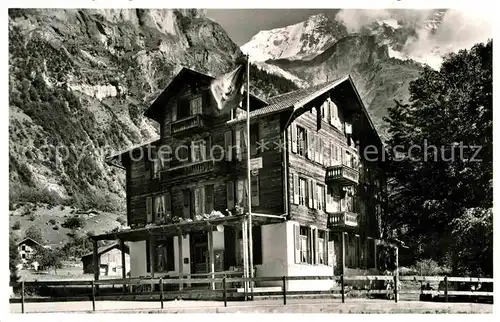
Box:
left=241, top=13, right=347, bottom=62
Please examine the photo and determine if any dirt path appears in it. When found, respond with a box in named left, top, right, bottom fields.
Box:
left=10, top=299, right=493, bottom=314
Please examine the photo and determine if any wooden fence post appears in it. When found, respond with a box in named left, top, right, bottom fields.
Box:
left=159, top=278, right=164, bottom=309
left=444, top=276, right=448, bottom=302
left=91, top=281, right=96, bottom=312
left=341, top=275, right=345, bottom=303
left=393, top=275, right=398, bottom=303
left=223, top=276, right=227, bottom=307
left=282, top=276, right=287, bottom=305
left=21, top=281, right=25, bottom=314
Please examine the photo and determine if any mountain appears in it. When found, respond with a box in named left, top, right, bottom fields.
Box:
left=242, top=13, right=430, bottom=138
left=8, top=8, right=297, bottom=220
left=241, top=13, right=348, bottom=62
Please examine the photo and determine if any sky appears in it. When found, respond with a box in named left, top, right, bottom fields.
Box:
left=206, top=9, right=340, bottom=45
left=206, top=9, right=492, bottom=69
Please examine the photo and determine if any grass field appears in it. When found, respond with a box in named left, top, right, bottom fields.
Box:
left=10, top=299, right=493, bottom=314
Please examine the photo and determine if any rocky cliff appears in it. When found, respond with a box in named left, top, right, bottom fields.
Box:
left=8, top=9, right=296, bottom=212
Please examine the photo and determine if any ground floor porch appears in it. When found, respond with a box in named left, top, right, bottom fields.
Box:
left=90, top=214, right=398, bottom=292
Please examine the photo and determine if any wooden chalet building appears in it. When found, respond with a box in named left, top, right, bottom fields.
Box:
left=92, top=67, right=389, bottom=291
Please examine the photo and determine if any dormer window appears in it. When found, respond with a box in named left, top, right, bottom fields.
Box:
left=176, top=95, right=203, bottom=121
left=189, top=96, right=202, bottom=115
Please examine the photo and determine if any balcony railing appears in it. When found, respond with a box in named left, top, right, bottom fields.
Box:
left=171, top=114, right=209, bottom=136
left=325, top=164, right=359, bottom=186
left=328, top=211, right=359, bottom=228
left=163, top=159, right=225, bottom=180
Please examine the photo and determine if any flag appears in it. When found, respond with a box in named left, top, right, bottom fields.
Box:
left=210, top=64, right=245, bottom=114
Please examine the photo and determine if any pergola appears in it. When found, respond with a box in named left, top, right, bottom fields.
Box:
left=89, top=213, right=285, bottom=291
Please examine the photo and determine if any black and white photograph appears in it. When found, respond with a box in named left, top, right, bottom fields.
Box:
left=5, top=0, right=495, bottom=316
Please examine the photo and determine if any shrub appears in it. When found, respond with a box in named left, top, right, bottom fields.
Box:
left=62, top=215, right=84, bottom=229
left=116, top=216, right=126, bottom=226
left=29, top=214, right=35, bottom=221
left=48, top=219, right=56, bottom=225
left=409, top=259, right=451, bottom=276
left=25, top=225, right=43, bottom=243
left=12, top=221, right=21, bottom=230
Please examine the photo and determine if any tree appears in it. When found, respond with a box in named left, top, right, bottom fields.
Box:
left=383, top=40, right=492, bottom=275
left=35, top=248, right=62, bottom=274
left=9, top=233, right=20, bottom=283
left=25, top=225, right=43, bottom=243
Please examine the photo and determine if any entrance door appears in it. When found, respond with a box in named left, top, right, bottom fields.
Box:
left=190, top=233, right=208, bottom=274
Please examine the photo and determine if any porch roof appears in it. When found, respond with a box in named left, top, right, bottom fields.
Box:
left=90, top=213, right=286, bottom=242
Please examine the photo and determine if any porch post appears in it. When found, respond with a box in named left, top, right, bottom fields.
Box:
left=120, top=239, right=126, bottom=292
left=149, top=235, right=155, bottom=291
left=341, top=232, right=346, bottom=277
left=248, top=214, right=254, bottom=299
left=242, top=219, right=249, bottom=299
left=208, top=227, right=215, bottom=290
left=92, top=240, right=99, bottom=281
left=120, top=239, right=126, bottom=278
left=374, top=239, right=378, bottom=270
left=178, top=233, right=184, bottom=291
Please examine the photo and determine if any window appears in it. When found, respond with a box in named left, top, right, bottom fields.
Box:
left=191, top=139, right=205, bottom=162
left=22, top=254, right=26, bottom=259
left=152, top=238, right=175, bottom=273
left=251, top=175, right=260, bottom=206
left=321, top=101, right=329, bottom=122
left=250, top=123, right=259, bottom=156
left=189, top=96, right=203, bottom=115
left=152, top=159, right=160, bottom=179
left=194, top=187, right=205, bottom=216
left=21, top=245, right=26, bottom=251
left=146, top=197, right=153, bottom=223
left=154, top=195, right=165, bottom=223
left=299, top=178, right=307, bottom=206
left=316, top=184, right=325, bottom=211
left=205, top=185, right=214, bottom=213
left=344, top=150, right=353, bottom=168
left=297, top=126, right=307, bottom=157
left=318, top=231, right=326, bottom=265
left=299, top=227, right=311, bottom=264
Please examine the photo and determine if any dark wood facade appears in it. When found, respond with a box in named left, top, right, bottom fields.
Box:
left=110, top=68, right=387, bottom=275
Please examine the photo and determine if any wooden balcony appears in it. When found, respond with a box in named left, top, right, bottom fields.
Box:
left=325, top=164, right=359, bottom=186
left=163, top=159, right=226, bottom=181
left=328, top=211, right=359, bottom=228
left=171, top=114, right=210, bottom=137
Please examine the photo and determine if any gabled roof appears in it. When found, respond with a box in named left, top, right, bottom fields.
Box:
left=81, top=241, right=129, bottom=259
left=17, top=237, right=44, bottom=248
left=144, top=66, right=267, bottom=121
left=227, top=76, right=348, bottom=124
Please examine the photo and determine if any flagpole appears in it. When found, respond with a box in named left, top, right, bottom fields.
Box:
left=246, top=54, right=254, bottom=299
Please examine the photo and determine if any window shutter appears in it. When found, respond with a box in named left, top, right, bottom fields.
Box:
left=224, top=131, right=233, bottom=161
left=205, top=136, right=212, bottom=160
left=308, top=179, right=313, bottom=208
left=306, top=130, right=311, bottom=159
left=319, top=138, right=324, bottom=164
left=326, top=188, right=333, bottom=213
left=251, top=175, right=260, bottom=206
left=205, top=185, right=214, bottom=213
left=165, top=192, right=171, bottom=213
left=291, top=123, right=298, bottom=153
left=294, top=224, right=300, bottom=264
left=328, top=238, right=335, bottom=267
left=172, top=104, right=177, bottom=122
left=314, top=229, right=319, bottom=265
left=235, top=129, right=242, bottom=161
left=313, top=181, right=318, bottom=209
left=293, top=173, right=299, bottom=205
left=329, top=100, right=335, bottom=125
left=146, top=197, right=152, bottom=223
left=338, top=146, right=343, bottom=164
left=227, top=181, right=235, bottom=209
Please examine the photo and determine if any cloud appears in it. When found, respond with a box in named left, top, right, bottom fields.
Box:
left=334, top=9, right=492, bottom=69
